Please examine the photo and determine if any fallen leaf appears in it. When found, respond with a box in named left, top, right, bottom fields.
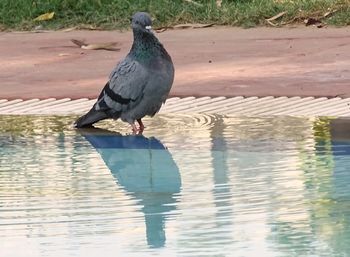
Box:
left=77, top=24, right=102, bottom=30
left=155, top=27, right=168, bottom=33
left=173, top=23, right=215, bottom=29
left=34, top=12, right=55, bottom=21
left=71, top=39, right=86, bottom=48
left=183, top=0, right=203, bottom=7
left=81, top=43, right=120, bottom=51
left=155, top=23, right=214, bottom=33
left=12, top=30, right=51, bottom=34
left=60, top=27, right=77, bottom=32
left=71, top=39, right=121, bottom=51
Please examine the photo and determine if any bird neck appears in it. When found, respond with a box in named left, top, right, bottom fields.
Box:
left=130, top=29, right=163, bottom=61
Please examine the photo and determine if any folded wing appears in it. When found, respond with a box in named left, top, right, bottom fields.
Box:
left=96, top=58, right=149, bottom=115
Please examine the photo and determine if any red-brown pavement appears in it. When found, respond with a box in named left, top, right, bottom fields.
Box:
left=1, top=26, right=350, bottom=100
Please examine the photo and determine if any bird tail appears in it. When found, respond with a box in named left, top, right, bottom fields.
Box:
left=74, top=107, right=108, bottom=128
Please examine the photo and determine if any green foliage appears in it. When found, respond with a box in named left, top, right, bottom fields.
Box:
left=0, top=0, right=349, bottom=30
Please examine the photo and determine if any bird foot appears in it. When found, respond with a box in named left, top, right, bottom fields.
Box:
left=130, top=122, right=144, bottom=135
left=137, top=119, right=145, bottom=133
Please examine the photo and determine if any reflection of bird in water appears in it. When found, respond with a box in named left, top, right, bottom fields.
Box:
left=78, top=128, right=181, bottom=248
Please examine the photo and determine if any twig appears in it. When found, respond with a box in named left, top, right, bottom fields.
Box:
left=71, top=39, right=121, bottom=51
left=265, top=11, right=287, bottom=26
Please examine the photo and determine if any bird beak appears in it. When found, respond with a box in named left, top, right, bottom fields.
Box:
left=145, top=25, right=152, bottom=30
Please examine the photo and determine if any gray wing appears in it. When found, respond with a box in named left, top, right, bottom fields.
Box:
left=95, top=58, right=149, bottom=114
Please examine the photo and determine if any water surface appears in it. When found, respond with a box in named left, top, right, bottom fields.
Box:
left=1, top=114, right=350, bottom=257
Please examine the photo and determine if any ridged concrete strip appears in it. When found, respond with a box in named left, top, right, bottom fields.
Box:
left=207, top=97, right=259, bottom=114
left=223, top=96, right=276, bottom=114
left=249, top=97, right=302, bottom=115
left=164, top=97, right=226, bottom=112
left=310, top=98, right=350, bottom=116
left=52, top=100, right=96, bottom=113
left=290, top=97, right=344, bottom=116
left=322, top=101, right=350, bottom=116
left=36, top=99, right=90, bottom=114
left=19, top=98, right=72, bottom=114
left=218, top=96, right=261, bottom=114
left=0, top=99, right=39, bottom=113
left=5, top=98, right=57, bottom=114
left=0, top=99, right=23, bottom=108
left=184, top=96, right=244, bottom=113
left=224, top=96, right=276, bottom=115
left=162, top=96, right=212, bottom=111
left=238, top=96, right=289, bottom=115
left=322, top=99, right=350, bottom=116
left=160, top=96, right=204, bottom=111
left=332, top=109, right=350, bottom=117
left=260, top=97, right=315, bottom=115
left=163, top=97, right=181, bottom=104
left=0, top=97, right=349, bottom=117
left=163, top=96, right=196, bottom=106
left=276, top=97, right=329, bottom=115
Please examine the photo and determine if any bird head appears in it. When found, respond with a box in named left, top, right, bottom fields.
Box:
left=131, top=12, right=153, bottom=33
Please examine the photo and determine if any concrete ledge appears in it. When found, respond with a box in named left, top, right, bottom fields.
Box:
left=1, top=27, right=350, bottom=100
left=0, top=96, right=349, bottom=117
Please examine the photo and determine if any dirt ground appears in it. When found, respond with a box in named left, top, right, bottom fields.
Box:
left=1, top=26, right=349, bottom=100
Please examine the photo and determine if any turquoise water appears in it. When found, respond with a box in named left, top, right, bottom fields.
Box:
left=1, top=114, right=350, bottom=257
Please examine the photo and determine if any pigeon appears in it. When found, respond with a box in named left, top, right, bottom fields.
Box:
left=74, top=12, right=174, bottom=134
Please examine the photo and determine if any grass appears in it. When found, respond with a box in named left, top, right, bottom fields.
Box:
left=0, top=0, right=349, bottom=31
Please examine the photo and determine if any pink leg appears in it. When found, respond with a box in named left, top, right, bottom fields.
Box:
left=131, top=123, right=138, bottom=135
left=137, top=119, right=144, bottom=133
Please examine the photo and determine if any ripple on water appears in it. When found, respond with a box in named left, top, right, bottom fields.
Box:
left=1, top=114, right=350, bottom=256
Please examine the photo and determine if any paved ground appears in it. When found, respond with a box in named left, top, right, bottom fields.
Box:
left=0, top=26, right=349, bottom=100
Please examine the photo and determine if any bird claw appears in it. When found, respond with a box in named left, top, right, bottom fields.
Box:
left=131, top=123, right=144, bottom=135
left=137, top=119, right=145, bottom=132
left=129, top=119, right=145, bottom=135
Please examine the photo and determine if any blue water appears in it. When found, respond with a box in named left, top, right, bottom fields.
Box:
left=1, top=114, right=350, bottom=257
